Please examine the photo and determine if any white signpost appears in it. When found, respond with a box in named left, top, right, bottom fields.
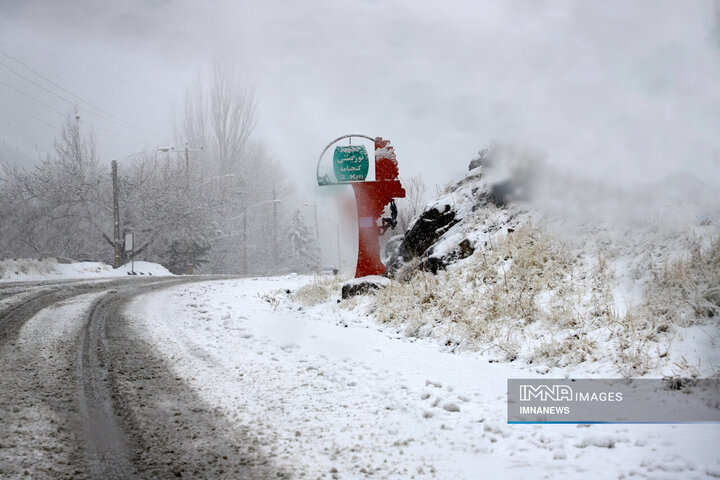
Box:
left=124, top=229, right=134, bottom=275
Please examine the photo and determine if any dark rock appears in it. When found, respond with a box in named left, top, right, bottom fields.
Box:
left=458, top=238, right=474, bottom=258
left=386, top=200, right=470, bottom=277
left=417, top=238, right=474, bottom=274
left=418, top=256, right=447, bottom=274
left=388, top=205, right=458, bottom=272
left=341, top=277, right=390, bottom=299
left=469, top=146, right=493, bottom=171
left=55, top=256, right=74, bottom=264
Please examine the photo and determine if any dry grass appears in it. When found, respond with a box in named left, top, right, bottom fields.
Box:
left=646, top=237, right=720, bottom=323
left=293, top=274, right=350, bottom=306
left=372, top=224, right=584, bottom=355
left=368, top=226, right=720, bottom=376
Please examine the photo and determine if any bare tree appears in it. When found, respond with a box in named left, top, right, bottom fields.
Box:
left=0, top=71, right=294, bottom=276
left=396, top=175, right=428, bottom=233
left=174, top=64, right=257, bottom=175
left=210, top=64, right=257, bottom=174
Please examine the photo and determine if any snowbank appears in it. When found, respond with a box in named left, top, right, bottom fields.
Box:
left=0, top=258, right=172, bottom=282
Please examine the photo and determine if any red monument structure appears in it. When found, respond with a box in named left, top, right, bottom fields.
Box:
left=317, top=135, right=405, bottom=278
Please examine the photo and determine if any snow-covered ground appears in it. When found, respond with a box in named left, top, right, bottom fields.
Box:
left=0, top=258, right=172, bottom=282
left=126, top=276, right=720, bottom=479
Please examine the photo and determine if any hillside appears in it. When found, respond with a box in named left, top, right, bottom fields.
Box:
left=295, top=150, right=720, bottom=378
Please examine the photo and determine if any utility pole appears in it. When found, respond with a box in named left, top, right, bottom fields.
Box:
left=336, top=223, right=341, bottom=271
left=112, top=160, right=121, bottom=268
left=313, top=202, right=319, bottom=243
left=272, top=189, right=278, bottom=273
left=111, top=146, right=201, bottom=268
left=184, top=142, right=190, bottom=186
left=242, top=206, right=248, bottom=276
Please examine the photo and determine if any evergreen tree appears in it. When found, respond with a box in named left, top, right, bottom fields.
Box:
left=288, top=209, right=320, bottom=273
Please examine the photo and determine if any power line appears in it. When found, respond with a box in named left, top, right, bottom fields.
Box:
left=0, top=79, right=67, bottom=116
left=0, top=59, right=165, bottom=142
left=0, top=51, right=172, bottom=140
left=0, top=79, right=151, bottom=144
left=0, top=52, right=172, bottom=141
left=84, top=119, right=152, bottom=144
left=32, top=115, right=58, bottom=129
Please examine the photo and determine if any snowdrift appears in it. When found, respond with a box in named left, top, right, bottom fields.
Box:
left=0, top=258, right=173, bottom=282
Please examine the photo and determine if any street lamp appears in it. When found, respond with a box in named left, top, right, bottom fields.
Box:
left=226, top=195, right=284, bottom=276
left=155, top=143, right=204, bottom=182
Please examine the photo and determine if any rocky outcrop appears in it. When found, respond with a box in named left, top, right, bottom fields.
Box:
left=341, top=276, right=390, bottom=299
left=385, top=205, right=458, bottom=275
left=385, top=152, right=523, bottom=279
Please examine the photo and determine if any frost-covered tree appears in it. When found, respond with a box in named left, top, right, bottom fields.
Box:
left=0, top=114, right=109, bottom=260
left=287, top=209, right=320, bottom=273
left=0, top=68, right=297, bottom=277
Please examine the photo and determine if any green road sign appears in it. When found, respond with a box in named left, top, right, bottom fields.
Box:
left=333, top=145, right=369, bottom=183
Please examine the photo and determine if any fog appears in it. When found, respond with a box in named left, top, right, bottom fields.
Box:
left=2, top=1, right=718, bottom=183
left=2, top=1, right=720, bottom=269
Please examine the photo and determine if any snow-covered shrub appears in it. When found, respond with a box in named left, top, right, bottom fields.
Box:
left=293, top=274, right=349, bottom=306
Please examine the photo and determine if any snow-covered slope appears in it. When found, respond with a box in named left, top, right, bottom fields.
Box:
left=386, top=159, right=526, bottom=277
left=316, top=152, right=720, bottom=378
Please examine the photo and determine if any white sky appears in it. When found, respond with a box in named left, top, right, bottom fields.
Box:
left=1, top=0, right=720, bottom=193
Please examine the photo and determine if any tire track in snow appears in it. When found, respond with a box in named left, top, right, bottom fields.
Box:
left=76, top=278, right=196, bottom=479
left=1, top=275, right=275, bottom=478
left=0, top=283, right=122, bottom=478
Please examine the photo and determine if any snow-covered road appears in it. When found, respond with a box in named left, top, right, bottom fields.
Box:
left=0, top=276, right=283, bottom=479
left=127, top=276, right=720, bottom=480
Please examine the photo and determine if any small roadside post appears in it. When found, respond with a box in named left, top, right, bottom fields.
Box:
left=124, top=228, right=135, bottom=275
